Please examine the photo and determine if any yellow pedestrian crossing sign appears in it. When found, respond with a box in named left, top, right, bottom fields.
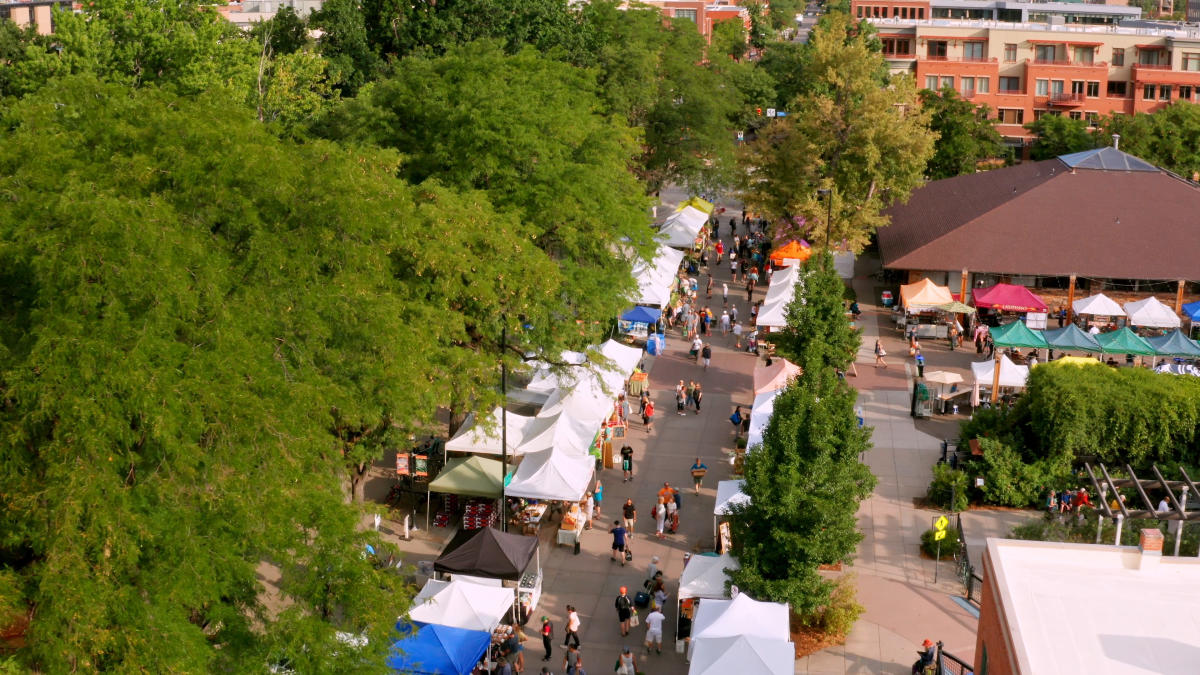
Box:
left=934, top=530, right=947, bottom=541
left=934, top=515, right=949, bottom=531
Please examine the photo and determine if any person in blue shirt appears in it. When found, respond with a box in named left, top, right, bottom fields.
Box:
left=610, top=520, right=628, bottom=566
left=690, top=458, right=708, bottom=494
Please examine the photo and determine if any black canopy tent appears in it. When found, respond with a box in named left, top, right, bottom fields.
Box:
left=435, top=527, right=539, bottom=581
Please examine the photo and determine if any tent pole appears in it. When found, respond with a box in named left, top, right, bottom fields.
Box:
left=990, top=349, right=1002, bottom=404
left=1066, top=274, right=1077, bottom=324
left=426, top=487, right=431, bottom=533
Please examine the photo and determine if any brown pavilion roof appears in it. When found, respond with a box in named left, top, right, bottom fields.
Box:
left=879, top=150, right=1200, bottom=281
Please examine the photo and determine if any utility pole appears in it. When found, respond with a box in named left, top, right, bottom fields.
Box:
left=500, top=321, right=508, bottom=532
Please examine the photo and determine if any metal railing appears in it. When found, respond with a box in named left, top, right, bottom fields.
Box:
left=938, top=643, right=976, bottom=675
left=1050, top=92, right=1086, bottom=104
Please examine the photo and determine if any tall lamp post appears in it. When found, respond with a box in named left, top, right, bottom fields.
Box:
left=817, top=188, right=833, bottom=251
left=500, top=322, right=509, bottom=532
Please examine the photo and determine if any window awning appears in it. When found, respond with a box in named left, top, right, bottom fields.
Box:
left=1136, top=44, right=1167, bottom=50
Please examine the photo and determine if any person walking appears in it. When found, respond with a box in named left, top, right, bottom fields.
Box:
left=540, top=616, right=553, bottom=662
left=563, top=606, right=581, bottom=648
left=715, top=240, right=724, bottom=263
left=622, top=499, right=637, bottom=536
left=615, top=587, right=634, bottom=636
left=638, top=391, right=649, bottom=417
left=730, top=405, right=744, bottom=436
left=616, top=646, right=638, bottom=675
left=722, top=283, right=729, bottom=306
left=593, top=479, right=603, bottom=517
left=690, top=457, right=708, bottom=494
left=693, top=383, right=703, bottom=413
left=666, top=494, right=678, bottom=533
left=706, top=273, right=713, bottom=299
left=685, top=381, right=696, bottom=409
left=653, top=497, right=667, bottom=539
left=643, top=400, right=654, bottom=432
left=583, top=494, right=594, bottom=530
left=610, top=520, right=628, bottom=566
left=874, top=339, right=888, bottom=368
left=730, top=304, right=738, bottom=324
left=643, top=606, right=666, bottom=655
left=701, top=343, right=712, bottom=370
left=733, top=322, right=743, bottom=349
left=562, top=644, right=583, bottom=675
left=675, top=386, right=686, bottom=416
left=620, top=445, right=634, bottom=482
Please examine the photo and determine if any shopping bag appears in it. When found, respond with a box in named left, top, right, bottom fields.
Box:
left=629, top=613, right=640, bottom=627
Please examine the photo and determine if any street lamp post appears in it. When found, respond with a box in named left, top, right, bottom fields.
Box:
left=500, top=322, right=508, bottom=532
left=817, top=188, right=833, bottom=251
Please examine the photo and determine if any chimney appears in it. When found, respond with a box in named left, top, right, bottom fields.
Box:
left=1137, top=528, right=1163, bottom=571
left=1112, top=133, right=1121, bottom=150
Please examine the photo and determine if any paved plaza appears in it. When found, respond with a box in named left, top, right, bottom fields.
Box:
left=372, top=190, right=1039, bottom=673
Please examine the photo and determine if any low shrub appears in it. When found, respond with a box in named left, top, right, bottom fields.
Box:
left=926, top=463, right=969, bottom=512
left=817, top=574, right=863, bottom=637
left=920, top=526, right=960, bottom=558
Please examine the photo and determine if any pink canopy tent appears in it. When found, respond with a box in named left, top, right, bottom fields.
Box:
left=971, top=284, right=1047, bottom=313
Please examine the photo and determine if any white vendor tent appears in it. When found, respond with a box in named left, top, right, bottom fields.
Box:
left=632, top=245, right=684, bottom=308
left=525, top=351, right=588, bottom=392
left=504, top=448, right=595, bottom=502
left=517, top=412, right=596, bottom=456
left=1124, top=296, right=1181, bottom=328
left=538, top=376, right=613, bottom=428
left=596, top=339, right=643, bottom=390
left=756, top=265, right=801, bottom=330
left=658, top=206, right=708, bottom=249
left=970, top=355, right=1030, bottom=388
left=1072, top=293, right=1124, bottom=317
left=527, top=340, right=640, bottom=397
left=745, top=389, right=781, bottom=451
left=688, top=635, right=795, bottom=675
left=688, top=593, right=791, bottom=659
left=408, top=578, right=515, bottom=633
left=679, top=553, right=740, bottom=600
left=753, top=358, right=801, bottom=395
left=444, top=407, right=536, bottom=456
left=714, top=480, right=750, bottom=516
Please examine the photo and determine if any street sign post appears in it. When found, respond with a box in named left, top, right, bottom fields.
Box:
left=932, top=515, right=949, bottom=582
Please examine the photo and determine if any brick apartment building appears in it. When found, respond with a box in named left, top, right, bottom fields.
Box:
left=636, top=1, right=753, bottom=40
left=851, top=0, right=1200, bottom=144
left=0, top=0, right=71, bottom=34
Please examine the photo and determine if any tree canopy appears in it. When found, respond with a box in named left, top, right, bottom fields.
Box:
left=1098, top=101, right=1200, bottom=178
left=1025, top=114, right=1094, bottom=160
left=920, top=87, right=1006, bottom=179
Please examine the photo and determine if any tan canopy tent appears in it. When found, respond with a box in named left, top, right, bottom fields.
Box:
left=900, top=278, right=954, bottom=310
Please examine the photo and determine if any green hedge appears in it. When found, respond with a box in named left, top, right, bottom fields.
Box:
left=920, top=526, right=960, bottom=558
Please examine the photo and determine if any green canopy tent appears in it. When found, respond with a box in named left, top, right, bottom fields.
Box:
left=1096, top=327, right=1158, bottom=357
left=985, top=321, right=1048, bottom=402
left=426, top=455, right=507, bottom=531
left=1044, top=324, right=1102, bottom=353
left=1147, top=329, right=1200, bottom=358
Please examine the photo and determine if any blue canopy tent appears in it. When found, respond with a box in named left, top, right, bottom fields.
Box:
left=1044, top=324, right=1102, bottom=353
left=1147, top=329, right=1200, bottom=358
left=1184, top=301, right=1200, bottom=323
left=620, top=306, right=662, bottom=324
left=388, top=622, right=490, bottom=675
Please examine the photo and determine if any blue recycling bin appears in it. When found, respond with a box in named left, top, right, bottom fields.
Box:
left=646, top=333, right=665, bottom=356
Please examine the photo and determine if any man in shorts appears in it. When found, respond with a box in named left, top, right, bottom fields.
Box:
left=622, top=500, right=637, bottom=538
left=620, top=445, right=634, bottom=482
left=610, top=520, right=628, bottom=566
left=644, top=606, right=666, bottom=655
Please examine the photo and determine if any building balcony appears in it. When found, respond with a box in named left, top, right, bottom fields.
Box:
left=1132, top=64, right=1200, bottom=85
left=1049, top=92, right=1086, bottom=106
left=920, top=56, right=998, bottom=64
left=1026, top=59, right=1109, bottom=69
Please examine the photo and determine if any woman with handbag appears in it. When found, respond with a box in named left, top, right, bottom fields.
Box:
left=615, top=647, right=638, bottom=675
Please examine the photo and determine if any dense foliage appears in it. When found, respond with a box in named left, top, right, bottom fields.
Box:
left=919, top=87, right=1006, bottom=179
left=1098, top=101, right=1200, bottom=178
left=1025, top=114, right=1094, bottom=160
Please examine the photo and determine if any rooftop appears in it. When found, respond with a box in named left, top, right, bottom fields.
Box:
left=986, top=538, right=1200, bottom=674
left=868, top=16, right=1200, bottom=39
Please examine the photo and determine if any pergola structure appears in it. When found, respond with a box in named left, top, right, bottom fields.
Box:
left=1084, top=462, right=1200, bottom=556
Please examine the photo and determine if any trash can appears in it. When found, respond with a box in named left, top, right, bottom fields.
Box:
left=646, top=333, right=664, bottom=356
left=881, top=290, right=894, bottom=308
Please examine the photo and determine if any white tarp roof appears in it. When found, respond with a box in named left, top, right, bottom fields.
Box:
left=757, top=266, right=801, bottom=328
left=1124, top=296, right=1181, bottom=328
left=526, top=341, right=640, bottom=394
left=538, top=376, right=612, bottom=428
left=504, top=448, right=595, bottom=501
left=632, top=245, right=684, bottom=307
left=526, top=351, right=588, bottom=392
left=658, top=206, right=708, bottom=249
left=971, top=355, right=1030, bottom=388
left=691, top=593, right=791, bottom=642
left=597, top=340, right=643, bottom=388
left=517, top=412, right=596, bottom=456
left=679, top=553, right=739, bottom=600
left=688, top=635, right=795, bottom=675
left=408, top=578, right=515, bottom=633
left=1072, top=293, right=1124, bottom=317
left=444, top=408, right=537, bottom=456
left=714, top=480, right=750, bottom=515
left=745, top=389, right=781, bottom=451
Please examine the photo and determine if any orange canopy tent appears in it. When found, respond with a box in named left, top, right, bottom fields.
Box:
left=769, top=241, right=811, bottom=266
left=900, top=278, right=954, bottom=310
left=753, top=359, right=802, bottom=394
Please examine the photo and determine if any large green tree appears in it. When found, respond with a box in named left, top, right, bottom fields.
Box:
left=1025, top=114, right=1093, bottom=160
left=920, top=87, right=1006, bottom=179
left=740, top=12, right=934, bottom=251
left=1098, top=101, right=1200, bottom=177
left=774, top=253, right=861, bottom=374
left=0, top=77, right=426, bottom=672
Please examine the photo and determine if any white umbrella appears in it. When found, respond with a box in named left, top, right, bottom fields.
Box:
left=923, top=371, right=963, bottom=385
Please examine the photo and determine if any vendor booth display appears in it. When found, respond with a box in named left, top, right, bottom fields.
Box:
left=426, top=456, right=505, bottom=531
left=503, top=448, right=594, bottom=503
left=677, top=553, right=740, bottom=651
left=753, top=359, right=801, bottom=395
left=619, top=306, right=662, bottom=340
left=659, top=206, right=709, bottom=250
left=556, top=502, right=587, bottom=550
left=1124, top=296, right=1182, bottom=329
left=900, top=278, right=953, bottom=310
left=387, top=621, right=491, bottom=675
left=434, top=527, right=542, bottom=624
left=713, top=481, right=750, bottom=541
left=757, top=265, right=801, bottom=331
left=1072, top=293, right=1125, bottom=318
left=408, top=578, right=515, bottom=633
left=971, top=355, right=1030, bottom=406
left=1095, top=327, right=1157, bottom=356
left=632, top=245, right=685, bottom=308
left=444, top=408, right=535, bottom=456
left=971, top=284, right=1048, bottom=313
left=1147, top=329, right=1200, bottom=358
left=923, top=370, right=965, bottom=413
left=768, top=240, right=811, bottom=267
left=1044, top=324, right=1102, bottom=353
left=688, top=635, right=795, bottom=675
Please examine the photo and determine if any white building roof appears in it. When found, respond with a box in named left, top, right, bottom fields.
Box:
left=986, top=538, right=1200, bottom=675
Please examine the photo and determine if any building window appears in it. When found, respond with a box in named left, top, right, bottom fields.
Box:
left=962, top=77, right=975, bottom=97
left=1139, top=49, right=1164, bottom=66
left=1069, top=111, right=1082, bottom=120
left=1108, top=80, right=1129, bottom=97
left=928, top=40, right=948, bottom=59
left=1033, top=109, right=1048, bottom=120
left=1087, top=81, right=1100, bottom=97
left=1035, top=44, right=1057, bottom=63
left=998, top=108, right=1024, bottom=124
left=674, top=8, right=697, bottom=22
left=1161, top=85, right=1172, bottom=101
left=1086, top=111, right=1099, bottom=126
left=1004, top=43, right=1017, bottom=62
left=1036, top=78, right=1049, bottom=96
left=1051, top=80, right=1065, bottom=95
left=856, top=5, right=863, bottom=17
left=1184, top=53, right=1200, bottom=71
left=1144, top=84, right=1157, bottom=99
left=999, top=76, right=1021, bottom=93
left=941, top=76, right=955, bottom=89
left=1072, top=80, right=1085, bottom=95
left=964, top=42, right=985, bottom=61
left=919, top=8, right=925, bottom=19
left=1112, top=48, right=1125, bottom=66
left=1182, top=85, right=1193, bottom=101
left=1073, top=46, right=1094, bottom=65
left=925, top=75, right=939, bottom=90
left=977, top=77, right=990, bottom=94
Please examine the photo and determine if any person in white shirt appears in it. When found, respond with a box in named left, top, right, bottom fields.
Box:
left=643, top=607, right=666, bottom=654
left=719, top=311, right=730, bottom=335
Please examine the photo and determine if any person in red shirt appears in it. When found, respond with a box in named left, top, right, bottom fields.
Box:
left=1075, top=488, right=1092, bottom=511
left=715, top=240, right=724, bottom=264
left=642, top=400, right=654, bottom=432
